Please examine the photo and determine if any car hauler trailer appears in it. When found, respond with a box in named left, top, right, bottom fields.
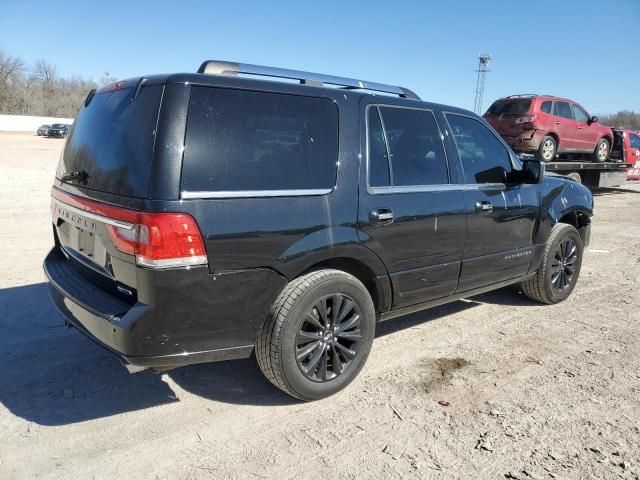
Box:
left=535, top=129, right=636, bottom=188
left=543, top=160, right=632, bottom=188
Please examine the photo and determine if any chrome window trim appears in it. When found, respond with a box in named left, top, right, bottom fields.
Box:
left=53, top=200, right=134, bottom=230
left=365, top=103, right=451, bottom=194
left=369, top=183, right=506, bottom=195
left=181, top=188, right=333, bottom=199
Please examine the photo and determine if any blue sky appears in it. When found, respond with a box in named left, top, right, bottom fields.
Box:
left=1, top=0, right=638, bottom=114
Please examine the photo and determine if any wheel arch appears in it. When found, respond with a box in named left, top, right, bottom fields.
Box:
left=557, top=209, right=591, bottom=245
left=299, top=256, right=392, bottom=314
left=546, top=131, right=560, bottom=149
left=600, top=134, right=613, bottom=148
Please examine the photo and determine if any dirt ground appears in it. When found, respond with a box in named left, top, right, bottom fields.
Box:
left=1, top=131, right=639, bottom=480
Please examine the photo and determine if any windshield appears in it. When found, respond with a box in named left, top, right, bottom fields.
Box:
left=56, top=84, right=163, bottom=198
left=487, top=99, right=532, bottom=116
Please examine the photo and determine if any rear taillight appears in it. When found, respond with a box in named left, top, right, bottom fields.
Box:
left=515, top=115, right=537, bottom=125
left=51, top=188, right=207, bottom=269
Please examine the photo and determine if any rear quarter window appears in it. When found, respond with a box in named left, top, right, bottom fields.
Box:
left=182, top=87, right=339, bottom=193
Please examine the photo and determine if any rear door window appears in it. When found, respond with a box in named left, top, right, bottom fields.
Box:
left=182, top=87, right=338, bottom=193
left=58, top=84, right=163, bottom=198
left=556, top=102, right=574, bottom=120
left=630, top=133, right=640, bottom=149
left=373, top=106, right=449, bottom=186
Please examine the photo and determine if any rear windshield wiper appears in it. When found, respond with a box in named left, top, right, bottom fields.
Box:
left=60, top=170, right=88, bottom=183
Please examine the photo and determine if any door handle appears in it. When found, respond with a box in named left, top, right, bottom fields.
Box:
left=554, top=121, right=561, bottom=125
left=475, top=201, right=493, bottom=214
left=370, top=208, right=394, bottom=224
left=577, top=126, right=583, bottom=130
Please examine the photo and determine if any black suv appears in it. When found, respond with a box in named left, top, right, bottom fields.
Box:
left=44, top=61, right=593, bottom=400
left=47, top=123, right=71, bottom=138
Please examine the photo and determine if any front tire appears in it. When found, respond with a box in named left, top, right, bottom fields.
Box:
left=536, top=136, right=557, bottom=162
left=521, top=223, right=583, bottom=304
left=256, top=269, right=376, bottom=401
left=593, top=138, right=609, bottom=162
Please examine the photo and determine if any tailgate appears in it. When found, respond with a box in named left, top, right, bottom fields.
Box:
left=485, top=114, right=524, bottom=137
left=51, top=188, right=139, bottom=300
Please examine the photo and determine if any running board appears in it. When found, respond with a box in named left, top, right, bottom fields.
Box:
left=378, top=273, right=535, bottom=322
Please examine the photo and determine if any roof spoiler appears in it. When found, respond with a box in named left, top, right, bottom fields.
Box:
left=197, top=60, right=420, bottom=100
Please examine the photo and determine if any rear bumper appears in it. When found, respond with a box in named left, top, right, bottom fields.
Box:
left=501, top=130, right=544, bottom=152
left=44, top=247, right=287, bottom=368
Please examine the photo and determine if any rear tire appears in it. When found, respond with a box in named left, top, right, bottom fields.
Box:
left=566, top=172, right=582, bottom=184
left=521, top=223, right=583, bottom=304
left=256, top=269, right=376, bottom=401
left=536, top=136, right=557, bottom=162
left=593, top=138, right=609, bottom=162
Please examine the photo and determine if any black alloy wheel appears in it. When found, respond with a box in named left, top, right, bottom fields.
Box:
left=296, top=294, right=363, bottom=382
left=551, top=238, right=578, bottom=292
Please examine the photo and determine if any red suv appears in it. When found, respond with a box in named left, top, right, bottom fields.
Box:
left=484, top=95, right=613, bottom=162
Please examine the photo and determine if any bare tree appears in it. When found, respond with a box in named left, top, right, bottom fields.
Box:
left=0, top=50, right=26, bottom=86
left=599, top=111, right=640, bottom=131
left=31, top=59, right=57, bottom=85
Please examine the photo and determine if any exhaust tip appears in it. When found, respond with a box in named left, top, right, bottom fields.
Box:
left=121, top=361, right=147, bottom=374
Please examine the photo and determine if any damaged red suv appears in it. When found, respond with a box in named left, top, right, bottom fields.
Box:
left=484, top=95, right=613, bottom=162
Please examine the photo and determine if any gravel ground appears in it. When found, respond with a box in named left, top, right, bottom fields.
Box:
left=1, top=132, right=639, bottom=480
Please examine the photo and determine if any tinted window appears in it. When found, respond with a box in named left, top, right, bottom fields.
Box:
left=630, top=134, right=640, bottom=149
left=182, top=87, right=338, bottom=192
left=57, top=85, right=163, bottom=198
left=487, top=99, right=531, bottom=115
left=557, top=102, right=574, bottom=119
left=571, top=104, right=589, bottom=122
left=446, top=114, right=512, bottom=184
left=368, top=107, right=390, bottom=187
left=540, top=101, right=553, bottom=114
left=378, top=107, right=448, bottom=186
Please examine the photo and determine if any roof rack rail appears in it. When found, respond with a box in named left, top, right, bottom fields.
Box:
left=506, top=94, right=539, bottom=98
left=197, top=60, right=421, bottom=100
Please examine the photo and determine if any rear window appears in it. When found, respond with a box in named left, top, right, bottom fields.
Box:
left=487, top=99, right=531, bottom=115
left=57, top=84, right=163, bottom=198
left=182, top=87, right=338, bottom=193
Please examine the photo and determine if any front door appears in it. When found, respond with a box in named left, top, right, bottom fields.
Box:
left=554, top=101, right=579, bottom=151
left=571, top=103, right=599, bottom=152
left=357, top=102, right=467, bottom=308
left=442, top=113, right=539, bottom=292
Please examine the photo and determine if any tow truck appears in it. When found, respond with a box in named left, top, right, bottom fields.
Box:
left=533, top=129, right=637, bottom=188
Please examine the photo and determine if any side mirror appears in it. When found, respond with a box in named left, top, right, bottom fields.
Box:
left=589, top=115, right=598, bottom=124
left=521, top=159, right=544, bottom=184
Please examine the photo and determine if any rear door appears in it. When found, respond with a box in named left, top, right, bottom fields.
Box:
left=554, top=101, right=579, bottom=151
left=442, top=113, right=539, bottom=292
left=357, top=101, right=466, bottom=308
